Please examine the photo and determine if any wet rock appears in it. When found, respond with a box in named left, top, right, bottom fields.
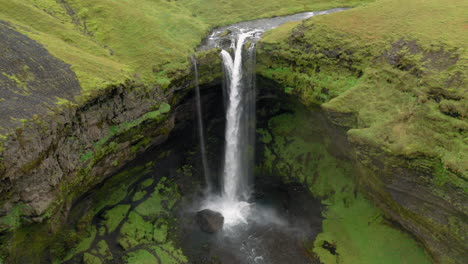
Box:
left=196, top=209, right=224, bottom=233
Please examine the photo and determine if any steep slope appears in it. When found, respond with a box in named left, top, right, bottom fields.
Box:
left=257, top=0, right=467, bottom=263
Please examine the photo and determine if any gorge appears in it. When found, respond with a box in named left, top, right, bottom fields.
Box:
left=0, top=0, right=466, bottom=264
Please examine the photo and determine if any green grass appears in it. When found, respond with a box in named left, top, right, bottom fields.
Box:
left=179, top=0, right=373, bottom=26
left=0, top=0, right=128, bottom=95
left=0, top=0, right=372, bottom=97
left=258, top=0, right=467, bottom=179
left=257, top=3, right=467, bottom=262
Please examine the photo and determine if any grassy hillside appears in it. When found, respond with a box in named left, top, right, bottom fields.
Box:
left=259, top=0, right=467, bottom=178
left=0, top=0, right=371, bottom=96
left=257, top=0, right=467, bottom=262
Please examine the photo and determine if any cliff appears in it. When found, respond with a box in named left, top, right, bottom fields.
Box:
left=256, top=0, right=467, bottom=262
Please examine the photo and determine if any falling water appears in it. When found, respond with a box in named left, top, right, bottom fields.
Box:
left=198, top=8, right=349, bottom=228
left=190, top=9, right=350, bottom=264
left=192, top=56, right=211, bottom=191
left=200, top=32, right=258, bottom=226
left=221, top=32, right=256, bottom=201
left=199, top=32, right=257, bottom=226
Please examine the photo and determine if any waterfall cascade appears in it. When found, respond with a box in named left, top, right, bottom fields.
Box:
left=201, top=31, right=258, bottom=226
left=221, top=32, right=256, bottom=201
left=198, top=8, right=348, bottom=228
left=192, top=57, right=211, bottom=191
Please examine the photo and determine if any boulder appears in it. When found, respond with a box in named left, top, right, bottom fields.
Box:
left=196, top=209, right=224, bottom=233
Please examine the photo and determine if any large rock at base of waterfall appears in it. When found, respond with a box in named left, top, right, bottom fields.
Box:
left=196, top=209, right=224, bottom=233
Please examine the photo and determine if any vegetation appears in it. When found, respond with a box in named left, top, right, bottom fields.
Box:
left=0, top=0, right=466, bottom=263
left=0, top=0, right=371, bottom=95
left=258, top=0, right=467, bottom=183
left=258, top=103, right=432, bottom=264
left=49, top=165, right=185, bottom=263
left=257, top=0, right=467, bottom=262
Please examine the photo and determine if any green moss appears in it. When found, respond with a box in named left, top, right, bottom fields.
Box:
left=132, top=190, right=146, bottom=202
left=152, top=219, right=168, bottom=243
left=4, top=223, right=56, bottom=264
left=89, top=165, right=151, bottom=216
left=259, top=104, right=432, bottom=264
left=312, top=196, right=432, bottom=264
left=63, top=226, right=96, bottom=261
left=80, top=150, right=93, bottom=162
left=125, top=249, right=158, bottom=264
left=1, top=72, right=30, bottom=95
left=83, top=253, right=102, bottom=264
left=0, top=203, right=31, bottom=232
left=151, top=242, right=188, bottom=264
left=96, top=240, right=112, bottom=260
left=130, top=137, right=152, bottom=153
left=118, top=212, right=154, bottom=250
left=88, top=102, right=171, bottom=154
left=141, top=179, right=154, bottom=188
left=135, top=178, right=180, bottom=217
left=257, top=128, right=272, bottom=144
left=102, top=204, right=130, bottom=233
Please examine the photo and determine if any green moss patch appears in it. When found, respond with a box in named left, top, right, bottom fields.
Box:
left=135, top=178, right=180, bottom=217
left=259, top=104, right=432, bottom=264
left=83, top=252, right=102, bottom=264
left=103, top=204, right=130, bottom=233
left=118, top=212, right=155, bottom=250
left=63, top=226, right=97, bottom=261
left=0, top=203, right=31, bottom=232
left=125, top=249, right=158, bottom=264
left=55, top=163, right=186, bottom=263
left=151, top=242, right=188, bottom=264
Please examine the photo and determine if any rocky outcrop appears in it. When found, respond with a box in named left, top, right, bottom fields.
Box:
left=196, top=209, right=224, bottom=233
left=0, top=82, right=172, bottom=230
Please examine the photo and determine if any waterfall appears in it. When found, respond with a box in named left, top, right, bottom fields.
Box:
left=195, top=6, right=348, bottom=237
left=192, top=56, right=211, bottom=191
left=221, top=32, right=256, bottom=201
left=200, top=31, right=257, bottom=227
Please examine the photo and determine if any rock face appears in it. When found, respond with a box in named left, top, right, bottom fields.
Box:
left=196, top=209, right=224, bottom=233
